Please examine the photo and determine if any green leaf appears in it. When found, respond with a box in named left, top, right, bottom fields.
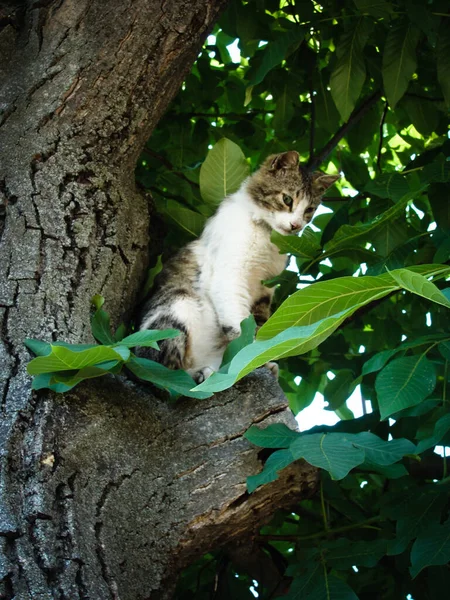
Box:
left=382, top=20, right=421, bottom=108
left=330, top=18, right=371, bottom=121
left=221, top=315, right=256, bottom=367
left=388, top=268, right=450, bottom=309
left=114, top=323, right=127, bottom=342
left=364, top=173, right=410, bottom=202
left=290, top=433, right=365, bottom=480
left=437, top=20, right=450, bottom=108
left=126, top=356, right=212, bottom=400
left=323, top=196, right=410, bottom=256
left=271, top=227, right=321, bottom=260
left=24, top=339, right=52, bottom=357
left=402, top=96, right=439, bottom=137
left=247, top=449, right=295, bottom=493
left=387, top=488, right=447, bottom=556
left=280, top=570, right=359, bottom=600
left=315, top=71, right=340, bottom=134
left=375, top=355, right=436, bottom=420
left=159, top=199, right=206, bottom=238
left=247, top=28, right=305, bottom=87
left=353, top=0, right=393, bottom=19
left=362, top=349, right=397, bottom=376
left=199, top=138, right=250, bottom=205
left=194, top=313, right=350, bottom=393
left=410, top=519, right=450, bottom=578
left=90, top=307, right=115, bottom=345
left=141, top=255, right=163, bottom=298
left=351, top=431, right=416, bottom=465
left=244, top=423, right=300, bottom=449
left=50, top=361, right=122, bottom=389
left=27, top=345, right=128, bottom=375
left=323, top=538, right=387, bottom=569
left=258, top=273, right=398, bottom=341
left=416, top=413, right=450, bottom=453
left=324, top=370, right=356, bottom=410
left=118, top=329, right=180, bottom=349
left=31, top=373, right=75, bottom=393
left=91, top=294, right=105, bottom=311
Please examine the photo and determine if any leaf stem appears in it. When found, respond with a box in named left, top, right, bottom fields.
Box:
left=320, top=479, right=328, bottom=531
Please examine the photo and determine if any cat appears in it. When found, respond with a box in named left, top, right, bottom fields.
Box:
left=137, top=150, right=338, bottom=383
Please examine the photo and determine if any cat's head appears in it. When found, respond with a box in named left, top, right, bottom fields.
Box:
left=247, top=151, right=339, bottom=235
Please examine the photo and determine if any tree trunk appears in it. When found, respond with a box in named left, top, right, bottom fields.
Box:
left=0, top=1, right=318, bottom=598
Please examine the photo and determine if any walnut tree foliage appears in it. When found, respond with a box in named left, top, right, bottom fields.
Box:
left=134, top=0, right=450, bottom=598
left=23, top=0, right=449, bottom=597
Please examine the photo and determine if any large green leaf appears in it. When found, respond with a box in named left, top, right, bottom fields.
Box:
left=27, top=345, right=128, bottom=375
left=388, top=268, right=450, bottom=309
left=258, top=273, right=398, bottom=341
left=246, top=449, right=295, bottom=494
left=247, top=28, right=305, bottom=87
left=159, top=199, right=206, bottom=237
left=322, top=196, right=410, bottom=256
left=364, top=173, right=410, bottom=202
left=271, top=227, right=321, bottom=260
left=315, top=71, right=340, bottom=133
left=244, top=423, right=300, bottom=449
left=437, top=20, right=450, bottom=108
left=382, top=19, right=421, bottom=108
left=90, top=307, right=115, bottom=345
left=199, top=138, right=250, bottom=205
left=126, top=356, right=212, bottom=400
left=118, top=329, right=180, bottom=349
left=221, top=314, right=256, bottom=366
left=324, top=370, right=356, bottom=410
left=375, top=355, right=437, bottom=420
left=330, top=18, right=371, bottom=121
left=323, top=538, right=388, bottom=569
left=194, top=312, right=350, bottom=393
left=353, top=0, right=393, bottom=18
left=416, top=413, right=450, bottom=453
left=410, top=519, right=450, bottom=578
left=280, top=570, right=359, bottom=600
left=290, top=432, right=365, bottom=480
left=351, top=432, right=416, bottom=465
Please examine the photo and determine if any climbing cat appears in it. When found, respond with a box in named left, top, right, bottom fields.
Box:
left=137, top=150, right=338, bottom=382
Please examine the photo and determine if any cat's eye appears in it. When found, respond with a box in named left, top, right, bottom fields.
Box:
left=304, top=207, right=315, bottom=215
left=283, top=194, right=293, bottom=208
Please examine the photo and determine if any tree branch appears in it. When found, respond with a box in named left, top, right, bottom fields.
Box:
left=308, top=90, right=382, bottom=171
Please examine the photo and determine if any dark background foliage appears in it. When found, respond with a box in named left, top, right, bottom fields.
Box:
left=135, top=0, right=450, bottom=598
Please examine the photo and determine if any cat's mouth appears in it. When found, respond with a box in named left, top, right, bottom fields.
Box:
left=277, top=225, right=300, bottom=236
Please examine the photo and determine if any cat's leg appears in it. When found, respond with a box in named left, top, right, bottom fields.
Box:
left=252, top=288, right=279, bottom=379
left=209, top=270, right=252, bottom=342
left=186, top=298, right=226, bottom=383
left=251, top=290, right=273, bottom=327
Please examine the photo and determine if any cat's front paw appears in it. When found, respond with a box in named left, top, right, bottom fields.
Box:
left=221, top=324, right=241, bottom=342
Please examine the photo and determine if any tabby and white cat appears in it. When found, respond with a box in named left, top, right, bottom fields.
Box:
left=138, top=151, right=338, bottom=383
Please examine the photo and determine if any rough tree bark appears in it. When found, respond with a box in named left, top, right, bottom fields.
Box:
left=0, top=1, right=318, bottom=598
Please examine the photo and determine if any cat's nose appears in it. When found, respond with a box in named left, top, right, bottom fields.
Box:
left=290, top=222, right=301, bottom=231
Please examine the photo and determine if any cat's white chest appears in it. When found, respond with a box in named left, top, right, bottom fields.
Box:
left=246, top=222, right=286, bottom=284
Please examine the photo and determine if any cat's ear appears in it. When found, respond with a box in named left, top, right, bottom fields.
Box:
left=270, top=151, right=299, bottom=170
left=312, top=172, right=339, bottom=196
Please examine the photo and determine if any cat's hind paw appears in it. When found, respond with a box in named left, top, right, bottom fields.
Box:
left=193, top=366, right=215, bottom=384
left=264, top=361, right=279, bottom=379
